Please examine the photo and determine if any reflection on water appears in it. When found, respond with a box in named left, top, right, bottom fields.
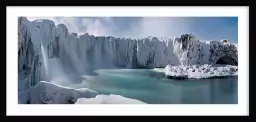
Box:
left=69, top=69, right=238, bottom=104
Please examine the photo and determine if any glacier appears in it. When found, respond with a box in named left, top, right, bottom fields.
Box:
left=18, top=17, right=238, bottom=104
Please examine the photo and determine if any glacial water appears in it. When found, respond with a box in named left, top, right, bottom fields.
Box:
left=69, top=69, right=238, bottom=104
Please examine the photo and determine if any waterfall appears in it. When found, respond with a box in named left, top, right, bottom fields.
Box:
left=40, top=42, right=49, bottom=81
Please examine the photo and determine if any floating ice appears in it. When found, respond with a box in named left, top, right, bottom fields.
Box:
left=164, top=64, right=238, bottom=79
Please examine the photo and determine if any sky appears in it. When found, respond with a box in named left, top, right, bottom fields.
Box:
left=27, top=17, right=238, bottom=43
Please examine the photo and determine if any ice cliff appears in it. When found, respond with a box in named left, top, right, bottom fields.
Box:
left=18, top=17, right=42, bottom=92
left=18, top=17, right=238, bottom=95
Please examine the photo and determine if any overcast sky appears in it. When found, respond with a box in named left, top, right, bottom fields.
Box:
left=27, top=17, right=238, bottom=43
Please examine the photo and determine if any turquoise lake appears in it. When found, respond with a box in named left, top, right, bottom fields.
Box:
left=69, top=69, right=238, bottom=104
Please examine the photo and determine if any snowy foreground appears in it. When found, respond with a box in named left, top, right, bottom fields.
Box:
left=75, top=94, right=145, bottom=104
left=154, top=64, right=238, bottom=79
left=19, top=81, right=146, bottom=104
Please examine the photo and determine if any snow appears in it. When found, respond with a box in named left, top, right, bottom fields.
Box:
left=153, top=68, right=165, bottom=73
left=164, top=64, right=238, bottom=79
left=75, top=94, right=146, bottom=104
left=18, top=81, right=145, bottom=104
left=18, top=81, right=99, bottom=104
left=232, top=43, right=238, bottom=48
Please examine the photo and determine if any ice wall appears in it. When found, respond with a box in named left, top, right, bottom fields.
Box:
left=18, top=17, right=42, bottom=92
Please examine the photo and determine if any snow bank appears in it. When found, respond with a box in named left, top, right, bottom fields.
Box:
left=75, top=94, right=146, bottom=104
left=165, top=64, right=238, bottom=79
left=18, top=81, right=99, bottom=104
left=18, top=81, right=145, bottom=104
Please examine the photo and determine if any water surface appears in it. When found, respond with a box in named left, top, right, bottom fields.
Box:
left=69, top=69, right=238, bottom=104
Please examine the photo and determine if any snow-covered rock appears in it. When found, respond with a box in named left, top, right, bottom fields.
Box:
left=75, top=94, right=146, bottom=104
left=173, top=34, right=237, bottom=65
left=164, top=64, right=238, bottom=79
left=18, top=81, right=99, bottom=104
